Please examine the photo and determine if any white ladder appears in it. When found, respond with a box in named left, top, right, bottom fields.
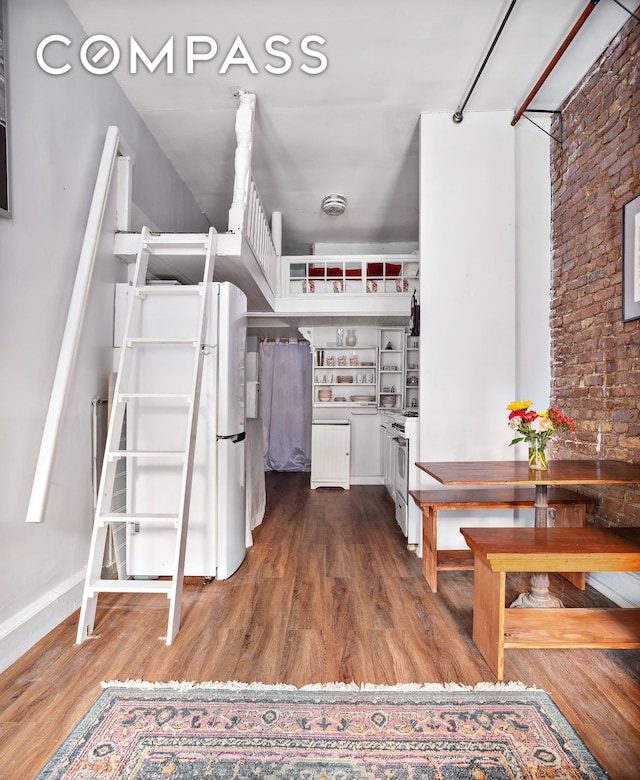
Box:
left=76, top=227, right=216, bottom=645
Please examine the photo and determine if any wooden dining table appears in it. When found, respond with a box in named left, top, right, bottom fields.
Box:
left=415, top=459, right=640, bottom=608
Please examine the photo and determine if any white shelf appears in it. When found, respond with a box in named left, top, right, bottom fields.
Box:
left=322, top=345, right=377, bottom=350
left=314, top=402, right=376, bottom=407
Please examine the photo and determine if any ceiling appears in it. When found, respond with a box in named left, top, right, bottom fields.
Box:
left=65, top=0, right=637, bottom=256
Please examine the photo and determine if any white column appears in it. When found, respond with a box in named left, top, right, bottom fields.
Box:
left=271, top=211, right=282, bottom=256
left=228, top=92, right=256, bottom=233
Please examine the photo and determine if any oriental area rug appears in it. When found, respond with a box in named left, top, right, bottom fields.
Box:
left=36, top=681, right=606, bottom=779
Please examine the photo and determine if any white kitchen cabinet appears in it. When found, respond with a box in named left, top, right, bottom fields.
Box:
left=349, top=411, right=383, bottom=481
left=310, top=421, right=351, bottom=490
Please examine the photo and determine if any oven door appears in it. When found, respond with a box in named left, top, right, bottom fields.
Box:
left=393, top=435, right=410, bottom=537
left=394, top=436, right=409, bottom=502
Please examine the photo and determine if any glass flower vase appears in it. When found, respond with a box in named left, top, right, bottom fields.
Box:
left=528, top=440, right=548, bottom=471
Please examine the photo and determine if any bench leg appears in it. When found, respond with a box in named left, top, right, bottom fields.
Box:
left=421, top=507, right=438, bottom=592
left=472, top=556, right=506, bottom=680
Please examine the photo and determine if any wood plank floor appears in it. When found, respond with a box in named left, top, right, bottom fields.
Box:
left=1, top=472, right=639, bottom=778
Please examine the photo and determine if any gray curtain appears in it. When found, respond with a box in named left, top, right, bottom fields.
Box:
left=259, top=341, right=312, bottom=471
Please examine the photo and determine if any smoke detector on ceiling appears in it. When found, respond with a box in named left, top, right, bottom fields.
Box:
left=321, top=193, right=347, bottom=216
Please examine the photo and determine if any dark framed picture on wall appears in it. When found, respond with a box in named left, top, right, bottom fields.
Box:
left=622, top=192, right=640, bottom=322
left=0, top=0, right=8, bottom=218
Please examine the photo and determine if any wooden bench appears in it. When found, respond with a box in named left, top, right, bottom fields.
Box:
left=460, top=526, right=640, bottom=680
left=409, top=487, right=595, bottom=592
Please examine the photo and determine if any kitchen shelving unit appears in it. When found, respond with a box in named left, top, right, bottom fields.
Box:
left=313, top=345, right=378, bottom=407
left=377, top=327, right=405, bottom=410
left=404, top=334, right=419, bottom=410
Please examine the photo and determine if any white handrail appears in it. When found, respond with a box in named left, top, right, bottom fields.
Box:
left=26, top=126, right=133, bottom=523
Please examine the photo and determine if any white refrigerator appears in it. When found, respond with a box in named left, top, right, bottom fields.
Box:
left=125, top=282, right=248, bottom=579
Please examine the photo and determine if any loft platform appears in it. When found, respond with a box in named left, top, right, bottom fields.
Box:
left=113, top=230, right=276, bottom=313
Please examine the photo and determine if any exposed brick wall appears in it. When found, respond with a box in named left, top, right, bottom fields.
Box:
left=550, top=16, right=640, bottom=527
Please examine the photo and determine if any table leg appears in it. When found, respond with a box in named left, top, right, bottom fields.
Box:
left=510, top=483, right=564, bottom=609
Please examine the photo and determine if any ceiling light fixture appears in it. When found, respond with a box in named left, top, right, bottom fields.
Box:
left=321, top=193, right=347, bottom=216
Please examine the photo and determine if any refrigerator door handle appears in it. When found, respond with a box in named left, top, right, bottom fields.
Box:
left=216, top=431, right=246, bottom=444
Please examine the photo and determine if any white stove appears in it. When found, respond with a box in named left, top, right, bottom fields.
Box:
left=381, top=411, right=421, bottom=548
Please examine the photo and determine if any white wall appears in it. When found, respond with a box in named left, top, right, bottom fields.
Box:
left=419, top=112, right=517, bottom=463
left=514, top=117, right=551, bottom=407
left=312, top=242, right=419, bottom=255
left=0, top=0, right=209, bottom=672
left=417, top=111, right=551, bottom=547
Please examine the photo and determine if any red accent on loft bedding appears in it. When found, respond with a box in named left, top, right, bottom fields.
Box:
left=307, top=263, right=401, bottom=279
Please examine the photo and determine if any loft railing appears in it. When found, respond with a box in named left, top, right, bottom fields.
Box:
left=227, top=92, right=280, bottom=295
left=282, top=255, right=420, bottom=297
left=243, top=172, right=279, bottom=293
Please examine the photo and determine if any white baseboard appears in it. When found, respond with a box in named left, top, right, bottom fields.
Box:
left=587, top=571, right=640, bottom=608
left=0, top=570, right=85, bottom=674
left=350, top=476, right=384, bottom=485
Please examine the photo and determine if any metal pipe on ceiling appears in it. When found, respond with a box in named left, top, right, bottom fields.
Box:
left=453, top=0, right=519, bottom=123
left=610, top=0, right=640, bottom=23
left=511, top=0, right=600, bottom=126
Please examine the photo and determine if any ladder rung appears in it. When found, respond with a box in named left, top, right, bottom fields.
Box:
left=108, top=450, right=186, bottom=460
left=143, top=234, right=210, bottom=256
left=118, top=393, right=192, bottom=402
left=126, top=337, right=199, bottom=346
left=144, top=232, right=210, bottom=246
left=100, top=513, right=180, bottom=525
left=146, top=248, right=209, bottom=257
left=88, top=579, right=173, bottom=596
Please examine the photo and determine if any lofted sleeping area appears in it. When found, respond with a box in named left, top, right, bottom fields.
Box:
left=112, top=91, right=418, bottom=327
